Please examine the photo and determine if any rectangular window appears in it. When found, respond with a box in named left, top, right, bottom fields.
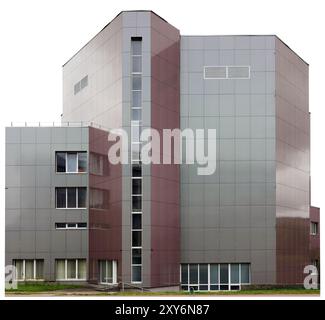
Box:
left=204, top=66, right=250, bottom=79
left=55, top=187, right=87, bottom=209
left=56, top=152, right=87, bottom=173
left=181, top=264, right=188, bottom=284
left=89, top=153, right=104, bottom=175
left=55, top=259, right=86, bottom=280
left=56, top=152, right=66, bottom=172
left=189, top=264, right=198, bottom=284
left=132, top=249, right=142, bottom=265
left=227, top=66, right=250, bottom=79
left=132, top=231, right=142, bottom=247
left=310, top=222, right=318, bottom=235
left=132, top=178, right=142, bottom=195
left=231, top=264, right=240, bottom=284
left=210, top=264, right=219, bottom=284
left=220, top=264, right=229, bottom=284
left=99, top=260, right=116, bottom=284
left=132, top=265, right=142, bottom=282
left=56, top=188, right=67, bottom=208
left=67, top=187, right=77, bottom=208
left=132, top=195, right=142, bottom=212
left=199, top=264, right=208, bottom=284
left=13, top=259, right=44, bottom=281
left=132, top=91, right=142, bottom=108
left=131, top=36, right=143, bottom=285
left=55, top=223, right=87, bottom=229
left=240, top=263, right=250, bottom=284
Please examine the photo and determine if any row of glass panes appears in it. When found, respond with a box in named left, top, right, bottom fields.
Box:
left=14, top=259, right=118, bottom=283
left=56, top=187, right=87, bottom=209
left=56, top=259, right=86, bottom=280
left=99, top=260, right=117, bottom=284
left=56, top=152, right=87, bottom=173
left=181, top=263, right=250, bottom=291
left=55, top=222, right=87, bottom=229
left=14, top=259, right=44, bottom=281
left=131, top=37, right=142, bottom=283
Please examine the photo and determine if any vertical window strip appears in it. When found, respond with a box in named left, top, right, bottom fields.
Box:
left=131, top=37, right=143, bottom=283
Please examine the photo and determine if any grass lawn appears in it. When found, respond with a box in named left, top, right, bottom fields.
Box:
left=6, top=283, right=320, bottom=295
left=6, top=283, right=85, bottom=293
left=106, top=289, right=320, bottom=296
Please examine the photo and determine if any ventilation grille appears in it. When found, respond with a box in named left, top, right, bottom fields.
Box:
left=204, top=66, right=250, bottom=79
left=74, top=75, right=88, bottom=95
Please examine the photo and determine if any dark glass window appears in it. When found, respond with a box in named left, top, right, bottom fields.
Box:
left=132, top=164, right=142, bottom=177
left=210, top=264, right=219, bottom=284
left=181, top=264, right=188, bottom=284
left=78, top=152, right=87, bottom=172
left=132, top=91, right=141, bottom=108
left=132, top=266, right=141, bottom=282
left=132, top=249, right=142, bottom=264
left=78, top=187, right=87, bottom=208
left=132, top=214, right=142, bottom=230
left=67, top=188, right=77, bottom=208
left=241, top=264, right=250, bottom=283
left=55, top=223, right=66, bottom=229
left=199, top=264, right=208, bottom=284
left=220, top=264, right=229, bottom=284
left=56, top=152, right=66, bottom=172
left=56, top=188, right=66, bottom=208
left=77, top=223, right=87, bottom=229
left=132, top=231, right=142, bottom=247
left=189, top=264, right=198, bottom=284
left=132, top=196, right=142, bottom=211
left=132, top=76, right=142, bottom=90
left=231, top=264, right=240, bottom=284
left=132, top=179, right=142, bottom=195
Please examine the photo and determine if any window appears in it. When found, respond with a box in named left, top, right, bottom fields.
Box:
left=181, top=263, right=251, bottom=291
left=56, top=152, right=87, bottom=173
left=204, top=66, right=250, bottom=79
left=55, top=223, right=87, bottom=229
left=99, top=260, right=117, bottom=284
left=131, top=37, right=143, bottom=284
left=55, top=187, right=87, bottom=209
left=90, top=153, right=104, bottom=175
left=13, top=259, right=44, bottom=281
left=311, top=222, right=318, bottom=235
left=55, top=259, right=86, bottom=280
left=74, top=75, right=88, bottom=95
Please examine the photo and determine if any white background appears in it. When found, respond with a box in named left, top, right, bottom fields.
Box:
left=0, top=0, right=323, bottom=299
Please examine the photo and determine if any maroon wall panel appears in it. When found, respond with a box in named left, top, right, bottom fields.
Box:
left=150, top=13, right=181, bottom=287
left=88, top=127, right=122, bottom=283
left=310, top=206, right=320, bottom=262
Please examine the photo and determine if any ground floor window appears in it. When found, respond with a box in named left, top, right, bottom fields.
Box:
left=55, top=259, right=86, bottom=280
left=181, top=263, right=250, bottom=291
left=13, top=259, right=44, bottom=281
left=99, top=260, right=117, bottom=284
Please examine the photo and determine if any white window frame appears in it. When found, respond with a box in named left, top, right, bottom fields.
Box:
left=180, top=263, right=251, bottom=291
left=311, top=222, right=318, bottom=235
left=55, top=187, right=87, bottom=209
left=56, top=151, right=87, bottom=174
left=55, top=223, right=87, bottom=230
left=204, top=65, right=251, bottom=80
left=13, top=259, right=44, bottom=281
left=99, top=260, right=117, bottom=284
left=55, top=259, right=87, bottom=281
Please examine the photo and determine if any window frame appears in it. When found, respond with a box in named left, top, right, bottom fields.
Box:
left=13, top=259, right=44, bottom=281
left=55, top=259, right=87, bottom=281
left=55, top=222, right=87, bottom=230
left=55, top=151, right=87, bottom=174
left=55, top=187, right=87, bottom=209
